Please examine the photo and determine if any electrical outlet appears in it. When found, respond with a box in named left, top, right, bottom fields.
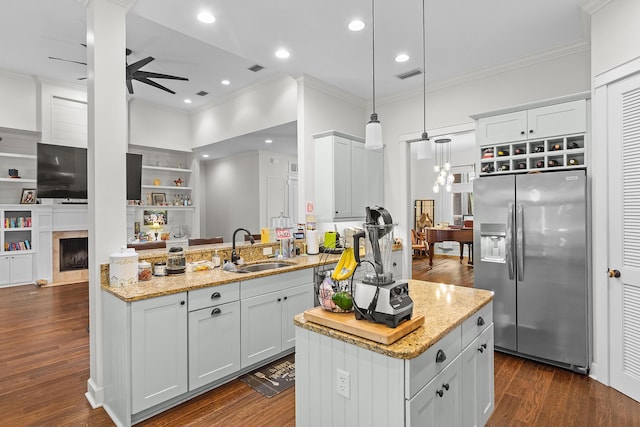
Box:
left=336, top=369, right=350, bottom=398
left=263, top=247, right=273, bottom=255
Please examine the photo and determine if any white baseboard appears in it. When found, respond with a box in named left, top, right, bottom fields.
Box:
left=85, top=377, right=104, bottom=409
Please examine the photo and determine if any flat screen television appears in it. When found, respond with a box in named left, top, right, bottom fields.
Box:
left=126, top=153, right=142, bottom=200
left=37, top=143, right=88, bottom=200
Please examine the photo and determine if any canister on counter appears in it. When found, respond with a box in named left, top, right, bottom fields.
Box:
left=138, top=261, right=152, bottom=281
left=154, top=262, right=167, bottom=276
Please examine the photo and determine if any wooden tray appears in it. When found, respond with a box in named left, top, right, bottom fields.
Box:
left=303, top=307, right=424, bottom=345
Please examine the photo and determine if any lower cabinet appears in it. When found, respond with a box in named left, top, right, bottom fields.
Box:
left=188, top=301, right=241, bottom=390
left=131, top=292, right=188, bottom=414
left=241, top=270, right=314, bottom=368
left=462, top=325, right=495, bottom=427
left=0, top=253, right=33, bottom=286
left=407, top=355, right=463, bottom=426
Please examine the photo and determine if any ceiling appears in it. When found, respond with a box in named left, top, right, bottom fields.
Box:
left=0, top=0, right=589, bottom=157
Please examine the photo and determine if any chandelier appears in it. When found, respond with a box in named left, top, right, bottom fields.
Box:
left=432, top=138, right=453, bottom=193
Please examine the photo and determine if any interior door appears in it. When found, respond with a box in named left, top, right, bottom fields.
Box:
left=608, top=71, right=640, bottom=402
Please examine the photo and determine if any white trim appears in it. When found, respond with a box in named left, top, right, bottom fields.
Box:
left=591, top=83, right=609, bottom=384
left=594, top=56, right=640, bottom=88
left=399, top=122, right=475, bottom=144
left=582, top=0, right=614, bottom=15
left=296, top=74, right=366, bottom=108
left=470, top=91, right=591, bottom=120
left=85, top=377, right=104, bottom=408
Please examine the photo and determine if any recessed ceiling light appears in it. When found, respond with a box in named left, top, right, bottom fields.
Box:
left=395, top=53, right=410, bottom=63
left=275, top=49, right=290, bottom=59
left=197, top=12, right=216, bottom=24
left=202, top=154, right=209, bottom=158
left=221, top=79, right=230, bottom=85
left=348, top=20, right=365, bottom=31
left=265, top=139, right=273, bottom=144
left=184, top=99, right=192, bottom=104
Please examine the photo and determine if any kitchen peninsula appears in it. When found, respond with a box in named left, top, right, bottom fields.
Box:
left=295, top=281, right=494, bottom=426
left=100, top=242, right=339, bottom=427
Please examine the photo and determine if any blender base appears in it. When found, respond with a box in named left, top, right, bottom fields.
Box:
left=352, top=281, right=413, bottom=328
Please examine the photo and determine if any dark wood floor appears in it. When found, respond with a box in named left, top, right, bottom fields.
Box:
left=0, top=258, right=638, bottom=426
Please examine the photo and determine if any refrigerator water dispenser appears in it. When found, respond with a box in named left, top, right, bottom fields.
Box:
left=480, top=224, right=507, bottom=263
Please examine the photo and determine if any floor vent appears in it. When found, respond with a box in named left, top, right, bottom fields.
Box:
left=249, top=64, right=264, bottom=72
left=395, top=68, right=423, bottom=80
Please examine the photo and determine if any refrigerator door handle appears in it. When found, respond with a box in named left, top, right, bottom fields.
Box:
left=517, top=203, right=524, bottom=281
left=506, top=203, right=515, bottom=280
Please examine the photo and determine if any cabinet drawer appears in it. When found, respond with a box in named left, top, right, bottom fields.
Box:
left=189, top=282, right=239, bottom=311
left=241, top=269, right=312, bottom=299
left=405, top=325, right=461, bottom=399
left=461, top=301, right=493, bottom=349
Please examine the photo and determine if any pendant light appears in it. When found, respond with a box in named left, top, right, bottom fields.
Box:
left=433, top=138, right=453, bottom=192
left=416, top=0, right=432, bottom=160
left=365, top=0, right=383, bottom=150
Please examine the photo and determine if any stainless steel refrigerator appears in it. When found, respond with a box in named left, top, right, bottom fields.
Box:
left=473, top=170, right=589, bottom=373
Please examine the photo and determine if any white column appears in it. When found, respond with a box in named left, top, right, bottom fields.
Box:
left=84, top=0, right=135, bottom=407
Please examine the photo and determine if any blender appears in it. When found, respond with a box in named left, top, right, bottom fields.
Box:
left=352, top=206, right=413, bottom=328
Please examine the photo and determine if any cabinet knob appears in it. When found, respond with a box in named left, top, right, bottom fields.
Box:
left=211, top=307, right=222, bottom=316
left=277, top=298, right=282, bottom=302
left=180, top=300, right=185, bottom=306
left=283, top=296, right=288, bottom=300
left=211, top=292, right=221, bottom=299
left=477, top=316, right=485, bottom=326
left=436, top=389, right=444, bottom=397
left=436, top=349, right=447, bottom=363
left=529, top=129, right=534, bottom=133
left=392, top=262, right=397, bottom=267
left=442, top=383, right=450, bottom=391
left=478, top=346, right=484, bottom=353
left=520, top=131, right=525, bottom=135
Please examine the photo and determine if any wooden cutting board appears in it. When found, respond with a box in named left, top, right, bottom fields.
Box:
left=303, top=306, right=424, bottom=345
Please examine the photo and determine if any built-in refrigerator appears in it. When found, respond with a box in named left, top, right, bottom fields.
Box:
left=473, top=170, right=589, bottom=373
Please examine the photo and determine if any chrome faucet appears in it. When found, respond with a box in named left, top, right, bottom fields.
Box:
left=231, top=228, right=255, bottom=264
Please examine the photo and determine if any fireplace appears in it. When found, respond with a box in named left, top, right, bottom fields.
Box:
left=52, top=231, right=89, bottom=285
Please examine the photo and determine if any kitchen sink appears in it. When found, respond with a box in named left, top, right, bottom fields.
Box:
left=235, top=261, right=296, bottom=273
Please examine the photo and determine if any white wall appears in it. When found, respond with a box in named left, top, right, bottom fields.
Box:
left=203, top=151, right=260, bottom=242
left=297, top=75, right=366, bottom=224
left=128, top=99, right=191, bottom=151
left=0, top=70, right=37, bottom=132
left=191, top=75, right=297, bottom=149
left=258, top=150, right=297, bottom=227
left=378, top=49, right=591, bottom=250
left=591, top=0, right=640, bottom=77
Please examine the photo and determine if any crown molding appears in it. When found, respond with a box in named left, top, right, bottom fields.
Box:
left=296, top=74, right=366, bottom=108
left=581, top=0, right=613, bottom=15
left=378, top=40, right=590, bottom=107
left=190, top=73, right=295, bottom=115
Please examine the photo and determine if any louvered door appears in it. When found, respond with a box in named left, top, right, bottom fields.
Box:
left=608, top=72, right=640, bottom=402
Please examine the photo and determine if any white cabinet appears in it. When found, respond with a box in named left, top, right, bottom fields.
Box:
left=476, top=99, right=586, bottom=145
left=0, top=129, right=38, bottom=204
left=188, top=282, right=241, bottom=390
left=1, top=206, right=35, bottom=286
left=131, top=292, right=188, bottom=413
left=407, top=355, right=463, bottom=427
left=462, top=325, right=494, bottom=427
left=240, top=269, right=314, bottom=368
left=314, top=131, right=383, bottom=221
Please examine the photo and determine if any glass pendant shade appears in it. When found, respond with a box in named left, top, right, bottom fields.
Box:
left=432, top=137, right=453, bottom=193
left=416, top=135, right=431, bottom=160
left=432, top=183, right=439, bottom=193
left=365, top=114, right=383, bottom=150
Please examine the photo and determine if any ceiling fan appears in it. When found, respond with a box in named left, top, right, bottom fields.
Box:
left=49, top=47, right=189, bottom=94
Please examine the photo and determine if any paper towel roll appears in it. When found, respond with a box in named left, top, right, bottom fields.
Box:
left=306, top=230, right=319, bottom=255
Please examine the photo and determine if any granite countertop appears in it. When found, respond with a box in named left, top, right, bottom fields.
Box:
left=294, top=280, right=493, bottom=360
left=101, top=252, right=341, bottom=302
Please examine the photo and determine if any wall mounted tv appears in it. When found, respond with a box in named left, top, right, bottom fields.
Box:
left=126, top=153, right=142, bottom=200
left=37, top=143, right=88, bottom=200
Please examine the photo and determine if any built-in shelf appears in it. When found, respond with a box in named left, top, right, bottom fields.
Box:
left=4, top=227, right=33, bottom=232
left=0, top=152, right=37, bottom=160
left=0, top=178, right=36, bottom=183
left=142, top=165, right=192, bottom=173
left=141, top=185, right=193, bottom=191
left=133, top=205, right=196, bottom=210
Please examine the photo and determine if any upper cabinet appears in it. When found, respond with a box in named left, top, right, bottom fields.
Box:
left=476, top=99, right=587, bottom=146
left=473, top=97, right=589, bottom=176
left=314, top=131, right=383, bottom=221
left=0, top=71, right=37, bottom=132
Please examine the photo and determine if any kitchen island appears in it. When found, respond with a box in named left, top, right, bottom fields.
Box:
left=294, top=280, right=494, bottom=427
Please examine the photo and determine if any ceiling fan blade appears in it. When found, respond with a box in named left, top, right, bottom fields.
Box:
left=127, top=56, right=155, bottom=73
left=134, top=71, right=189, bottom=81
left=126, top=79, right=134, bottom=94
left=49, top=56, right=87, bottom=66
left=77, top=77, right=87, bottom=81
left=133, top=76, right=176, bottom=94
